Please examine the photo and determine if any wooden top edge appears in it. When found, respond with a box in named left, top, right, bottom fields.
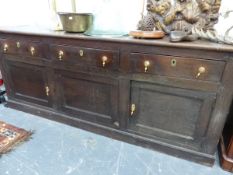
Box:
left=0, top=25, right=232, bottom=52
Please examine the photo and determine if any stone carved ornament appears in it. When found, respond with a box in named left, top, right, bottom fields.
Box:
left=194, top=0, right=233, bottom=45
left=137, top=0, right=228, bottom=43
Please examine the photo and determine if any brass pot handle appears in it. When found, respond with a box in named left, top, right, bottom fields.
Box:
left=58, top=50, right=64, bottom=61
left=30, top=46, right=35, bottom=56
left=144, top=60, right=150, bottom=72
left=196, top=66, right=206, bottom=78
left=3, top=44, right=8, bottom=53
left=102, top=56, right=108, bottom=67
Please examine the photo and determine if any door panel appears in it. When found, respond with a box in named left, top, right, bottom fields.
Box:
left=128, top=81, right=216, bottom=150
left=4, top=59, right=51, bottom=107
left=56, top=70, right=119, bottom=127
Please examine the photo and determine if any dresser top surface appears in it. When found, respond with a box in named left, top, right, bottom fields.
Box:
left=0, top=25, right=233, bottom=52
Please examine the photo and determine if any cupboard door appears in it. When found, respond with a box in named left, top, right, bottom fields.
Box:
left=56, top=70, right=119, bottom=127
left=128, top=81, right=216, bottom=150
left=4, top=60, right=51, bottom=107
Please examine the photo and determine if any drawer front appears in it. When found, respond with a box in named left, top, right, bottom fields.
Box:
left=50, top=44, right=119, bottom=70
left=128, top=53, right=225, bottom=82
left=1, top=39, right=45, bottom=58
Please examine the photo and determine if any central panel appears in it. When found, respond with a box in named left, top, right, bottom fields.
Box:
left=55, top=70, right=119, bottom=127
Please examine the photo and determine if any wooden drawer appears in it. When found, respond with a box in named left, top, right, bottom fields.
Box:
left=127, top=53, right=226, bottom=82
left=50, top=44, right=119, bottom=71
left=1, top=39, right=45, bottom=58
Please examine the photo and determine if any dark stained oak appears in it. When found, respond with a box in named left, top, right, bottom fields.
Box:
left=127, top=53, right=226, bottom=82
left=1, top=38, right=48, bottom=59
left=128, top=81, right=216, bottom=151
left=49, top=44, right=119, bottom=71
left=1, top=26, right=233, bottom=166
left=55, top=69, right=119, bottom=128
left=2, top=58, right=51, bottom=107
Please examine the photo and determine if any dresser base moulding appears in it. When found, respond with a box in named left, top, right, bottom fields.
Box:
left=5, top=98, right=215, bottom=166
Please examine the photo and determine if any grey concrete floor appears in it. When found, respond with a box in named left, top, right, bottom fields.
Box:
left=0, top=104, right=231, bottom=175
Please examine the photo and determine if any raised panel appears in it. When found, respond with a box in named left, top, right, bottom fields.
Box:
left=136, top=89, right=201, bottom=138
left=63, top=78, right=112, bottom=116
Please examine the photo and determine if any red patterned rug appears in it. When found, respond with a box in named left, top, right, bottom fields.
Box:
left=0, top=121, right=32, bottom=154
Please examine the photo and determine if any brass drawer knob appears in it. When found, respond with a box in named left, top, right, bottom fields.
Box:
left=58, top=50, right=64, bottom=61
left=144, top=60, right=150, bottom=72
left=16, top=41, right=20, bottom=48
left=30, top=46, right=35, bottom=56
left=102, top=56, right=108, bottom=67
left=3, top=44, right=8, bottom=53
left=45, top=86, right=50, bottom=96
left=113, top=121, right=120, bottom=128
left=196, top=66, right=206, bottom=78
left=79, top=50, right=84, bottom=57
left=130, top=104, right=136, bottom=116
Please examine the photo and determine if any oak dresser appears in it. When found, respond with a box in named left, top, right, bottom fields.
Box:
left=0, top=26, right=233, bottom=166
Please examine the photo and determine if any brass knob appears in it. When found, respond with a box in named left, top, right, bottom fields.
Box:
left=16, top=41, right=20, bottom=48
left=58, top=50, right=64, bottom=61
left=30, top=46, right=35, bottom=56
left=144, top=60, right=150, bottom=72
left=3, top=44, right=8, bottom=53
left=196, top=66, right=206, bottom=78
left=102, top=56, right=108, bottom=67
left=45, top=86, right=50, bottom=96
left=130, top=104, right=136, bottom=116
left=79, top=50, right=84, bottom=57
left=113, top=121, right=120, bottom=128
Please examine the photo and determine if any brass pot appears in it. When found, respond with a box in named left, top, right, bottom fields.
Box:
left=58, top=12, right=93, bottom=33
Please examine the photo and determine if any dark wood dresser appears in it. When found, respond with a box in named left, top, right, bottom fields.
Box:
left=0, top=26, right=233, bottom=166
